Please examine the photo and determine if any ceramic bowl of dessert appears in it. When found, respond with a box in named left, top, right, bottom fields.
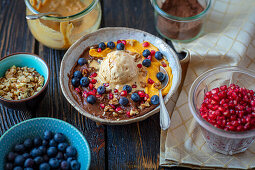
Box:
left=60, top=27, right=181, bottom=124
left=0, top=53, right=50, bottom=111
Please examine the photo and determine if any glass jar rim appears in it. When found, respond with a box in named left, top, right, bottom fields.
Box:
left=188, top=66, right=255, bottom=139
left=24, top=0, right=99, bottom=21
left=151, top=0, right=211, bottom=21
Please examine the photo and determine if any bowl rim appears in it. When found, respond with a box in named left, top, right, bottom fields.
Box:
left=60, top=27, right=182, bottom=125
left=188, top=66, right=255, bottom=139
left=0, top=52, right=50, bottom=103
left=0, top=117, right=91, bottom=169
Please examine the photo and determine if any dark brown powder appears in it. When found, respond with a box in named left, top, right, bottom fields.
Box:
left=157, top=0, right=205, bottom=41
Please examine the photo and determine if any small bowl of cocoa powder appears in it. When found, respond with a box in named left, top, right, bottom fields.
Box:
left=151, top=0, right=211, bottom=42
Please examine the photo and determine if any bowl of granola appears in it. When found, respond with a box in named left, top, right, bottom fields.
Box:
left=60, top=27, right=181, bottom=124
left=0, top=53, right=50, bottom=111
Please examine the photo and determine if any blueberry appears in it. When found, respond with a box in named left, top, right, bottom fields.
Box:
left=23, top=153, right=30, bottom=159
left=42, top=140, right=48, bottom=146
left=38, top=145, right=47, bottom=154
left=14, top=155, right=25, bottom=166
left=123, top=85, right=132, bottom=93
left=73, top=71, right=82, bottom=79
left=119, top=97, right=129, bottom=106
left=14, top=144, right=25, bottom=153
left=155, top=51, right=163, bottom=60
left=97, top=86, right=106, bottom=94
left=107, top=41, right=115, bottom=49
left=13, top=166, right=23, bottom=170
left=24, top=158, right=34, bottom=168
left=34, top=156, right=44, bottom=165
left=49, top=139, right=57, bottom=147
left=49, top=158, right=60, bottom=168
left=70, top=160, right=81, bottom=170
left=98, top=42, right=106, bottom=50
left=58, top=143, right=68, bottom=152
left=30, top=148, right=42, bottom=157
left=142, top=59, right=151, bottom=67
left=43, top=155, right=49, bottom=162
left=142, top=49, right=151, bottom=57
left=44, top=130, right=53, bottom=140
left=61, top=160, right=70, bottom=170
left=24, top=168, right=34, bottom=170
left=54, top=133, right=65, bottom=143
left=24, top=138, right=33, bottom=149
left=80, top=77, right=90, bottom=87
left=66, top=146, right=77, bottom=157
left=151, top=95, right=159, bottom=105
left=78, top=58, right=88, bottom=66
left=56, top=152, right=64, bottom=160
left=131, top=93, right=140, bottom=102
left=67, top=157, right=74, bottom=163
left=34, top=137, right=42, bottom=147
left=5, top=162, right=13, bottom=170
left=116, top=43, right=124, bottom=50
left=7, top=152, right=17, bottom=162
left=156, top=72, right=165, bottom=82
left=87, top=95, right=96, bottom=104
left=39, top=163, right=50, bottom=170
left=47, top=147, right=58, bottom=157
left=71, top=77, right=80, bottom=87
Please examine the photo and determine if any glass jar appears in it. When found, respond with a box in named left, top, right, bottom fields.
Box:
left=151, top=0, right=211, bottom=42
left=25, top=0, right=102, bottom=50
left=189, top=66, right=255, bottom=155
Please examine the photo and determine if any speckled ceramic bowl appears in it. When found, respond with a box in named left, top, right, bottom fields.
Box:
left=0, top=117, right=90, bottom=169
left=60, top=27, right=182, bottom=125
left=0, top=53, right=50, bottom=111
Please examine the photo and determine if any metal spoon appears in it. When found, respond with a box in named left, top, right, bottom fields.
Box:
left=26, top=12, right=61, bottom=20
left=159, top=66, right=170, bottom=130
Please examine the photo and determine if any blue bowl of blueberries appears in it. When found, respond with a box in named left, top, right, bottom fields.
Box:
left=0, top=117, right=90, bottom=170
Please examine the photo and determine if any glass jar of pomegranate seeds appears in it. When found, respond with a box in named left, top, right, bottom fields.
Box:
left=189, top=66, right=255, bottom=155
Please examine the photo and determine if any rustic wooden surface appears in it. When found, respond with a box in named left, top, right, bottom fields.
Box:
left=0, top=0, right=188, bottom=169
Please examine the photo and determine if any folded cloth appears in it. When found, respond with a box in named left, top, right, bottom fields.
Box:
left=160, top=0, right=255, bottom=169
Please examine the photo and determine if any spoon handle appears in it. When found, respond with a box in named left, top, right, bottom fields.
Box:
left=26, top=12, right=58, bottom=20
left=159, top=90, right=170, bottom=130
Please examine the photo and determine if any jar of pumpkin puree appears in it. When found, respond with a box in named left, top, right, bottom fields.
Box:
left=25, top=0, right=101, bottom=50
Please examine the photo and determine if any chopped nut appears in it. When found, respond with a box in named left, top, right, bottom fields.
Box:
left=140, top=82, right=147, bottom=88
left=109, top=98, right=119, bottom=105
left=0, top=65, right=44, bottom=100
left=113, top=112, right=118, bottom=117
left=104, top=105, right=112, bottom=112
left=154, top=82, right=161, bottom=89
left=138, top=101, right=151, bottom=110
left=130, top=109, right=139, bottom=116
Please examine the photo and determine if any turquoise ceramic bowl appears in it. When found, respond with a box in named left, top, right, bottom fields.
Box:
left=0, top=117, right=91, bottom=169
left=0, top=53, right=50, bottom=110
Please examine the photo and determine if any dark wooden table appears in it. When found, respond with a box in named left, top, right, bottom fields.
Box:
left=0, top=0, right=184, bottom=169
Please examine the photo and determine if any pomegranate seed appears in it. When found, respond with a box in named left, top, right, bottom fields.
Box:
left=97, top=48, right=102, bottom=52
left=138, top=91, right=145, bottom=98
left=89, top=83, right=94, bottom=90
left=117, top=40, right=121, bottom=44
left=109, top=93, right=113, bottom=99
left=127, top=111, right=131, bottom=117
left=251, top=100, right=255, bottom=106
left=142, top=42, right=149, bottom=47
left=93, top=88, right=97, bottom=94
left=114, top=89, right=118, bottom=93
left=88, top=91, right=96, bottom=96
left=90, top=78, right=97, bottom=84
left=100, top=104, right=105, bottom=109
left=96, top=94, right=102, bottom=98
left=104, top=83, right=109, bottom=87
left=109, top=104, right=116, bottom=109
left=137, top=64, right=142, bottom=68
left=144, top=94, right=149, bottom=101
left=120, top=90, right=127, bottom=96
left=147, top=55, right=152, bottom=60
left=220, top=85, right=227, bottom=91
left=75, top=88, right=81, bottom=93
left=82, top=91, right=88, bottom=98
left=132, top=84, right=137, bottom=88
left=148, top=78, right=154, bottom=84
left=150, top=50, right=155, bottom=55
left=161, top=62, right=167, bottom=67
left=121, top=40, right=127, bottom=45
left=116, top=107, right=122, bottom=112
left=90, top=72, right=97, bottom=78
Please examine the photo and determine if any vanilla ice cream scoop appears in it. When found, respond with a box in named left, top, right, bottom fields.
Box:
left=98, top=51, right=139, bottom=85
